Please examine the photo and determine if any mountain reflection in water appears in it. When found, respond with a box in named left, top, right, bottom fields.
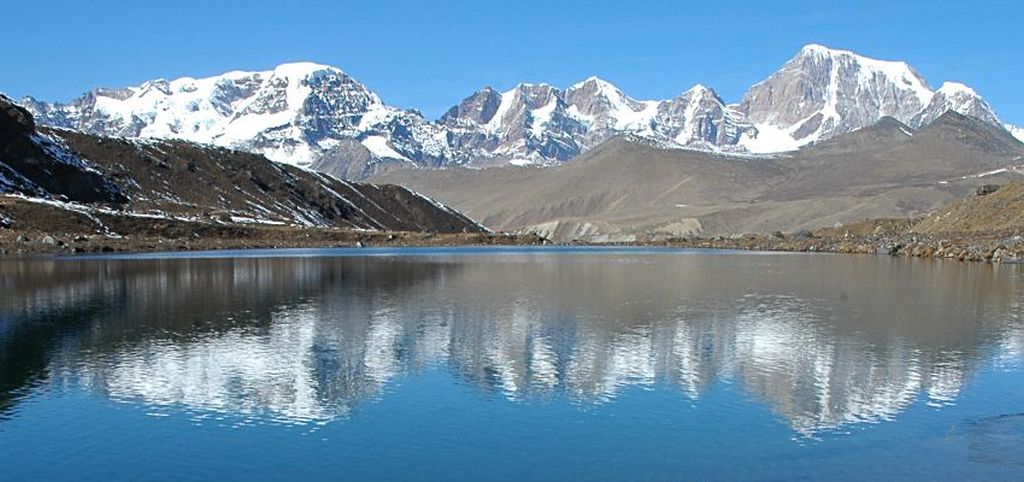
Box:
left=1, top=250, right=1021, bottom=436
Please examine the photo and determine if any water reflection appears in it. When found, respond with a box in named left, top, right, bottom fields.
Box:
left=1, top=251, right=1022, bottom=435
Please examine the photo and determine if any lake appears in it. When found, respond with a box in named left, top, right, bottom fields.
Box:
left=1, top=247, right=1022, bottom=481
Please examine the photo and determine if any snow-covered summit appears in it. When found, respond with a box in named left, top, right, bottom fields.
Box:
left=737, top=44, right=936, bottom=152
left=22, top=62, right=459, bottom=177
left=910, top=81, right=1001, bottom=128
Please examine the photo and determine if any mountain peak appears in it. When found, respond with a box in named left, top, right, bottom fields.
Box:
left=797, top=43, right=841, bottom=56
left=911, top=81, right=999, bottom=128
left=739, top=44, right=935, bottom=152
left=270, top=61, right=340, bottom=77
left=936, top=81, right=978, bottom=97
left=571, top=76, right=618, bottom=91
left=795, top=43, right=907, bottom=65
left=683, top=84, right=717, bottom=98
left=794, top=43, right=885, bottom=62
left=790, top=44, right=923, bottom=82
left=914, top=109, right=1023, bottom=153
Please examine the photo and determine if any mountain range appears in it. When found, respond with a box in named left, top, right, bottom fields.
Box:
left=373, top=112, right=1024, bottom=241
left=21, top=44, right=1024, bottom=179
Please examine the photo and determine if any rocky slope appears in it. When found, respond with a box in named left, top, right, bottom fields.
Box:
left=913, top=182, right=1024, bottom=235
left=0, top=95, right=125, bottom=203
left=662, top=181, right=1024, bottom=264
left=0, top=95, right=487, bottom=244
left=21, top=45, right=1021, bottom=178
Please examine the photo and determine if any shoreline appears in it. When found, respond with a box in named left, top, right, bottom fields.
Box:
left=3, top=229, right=1023, bottom=264
left=3, top=198, right=1022, bottom=262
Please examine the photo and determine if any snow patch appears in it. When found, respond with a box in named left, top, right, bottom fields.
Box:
left=361, top=136, right=410, bottom=162
left=1006, top=124, right=1024, bottom=143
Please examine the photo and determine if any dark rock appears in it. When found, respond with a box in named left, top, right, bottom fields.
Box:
left=877, top=241, right=903, bottom=255
left=769, top=231, right=785, bottom=239
left=975, top=184, right=1000, bottom=196
left=0, top=95, right=127, bottom=203
left=794, top=230, right=815, bottom=239
left=0, top=95, right=35, bottom=134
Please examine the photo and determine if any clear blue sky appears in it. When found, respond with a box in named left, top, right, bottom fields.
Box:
left=3, top=0, right=1022, bottom=124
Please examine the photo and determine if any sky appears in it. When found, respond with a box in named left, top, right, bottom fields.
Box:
left=3, top=0, right=1022, bottom=125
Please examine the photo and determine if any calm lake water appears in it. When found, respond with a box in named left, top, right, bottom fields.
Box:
left=1, top=247, right=1023, bottom=481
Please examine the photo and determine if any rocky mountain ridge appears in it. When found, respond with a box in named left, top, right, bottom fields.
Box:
left=20, top=45, right=1023, bottom=178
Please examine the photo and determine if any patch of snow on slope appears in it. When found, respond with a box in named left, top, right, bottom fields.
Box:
left=486, top=88, right=518, bottom=133
left=361, top=136, right=410, bottom=161
left=1006, top=124, right=1024, bottom=143
left=530, top=98, right=558, bottom=137
left=738, top=123, right=803, bottom=153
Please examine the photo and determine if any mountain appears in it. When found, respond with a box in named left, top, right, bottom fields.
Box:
left=910, top=82, right=1001, bottom=128
left=20, top=45, right=1014, bottom=178
left=0, top=94, right=484, bottom=234
left=372, top=114, right=1024, bottom=241
left=736, top=44, right=934, bottom=152
left=22, top=63, right=466, bottom=179
left=435, top=78, right=754, bottom=166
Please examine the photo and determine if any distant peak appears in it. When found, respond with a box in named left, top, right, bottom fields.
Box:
left=796, top=43, right=860, bottom=58
left=580, top=75, right=614, bottom=86
left=684, top=83, right=713, bottom=95
left=874, top=116, right=914, bottom=133
left=936, top=81, right=979, bottom=97
left=794, top=43, right=910, bottom=66
left=271, top=61, right=343, bottom=77
left=515, top=81, right=554, bottom=89
left=798, top=43, right=833, bottom=55
left=569, top=75, right=620, bottom=93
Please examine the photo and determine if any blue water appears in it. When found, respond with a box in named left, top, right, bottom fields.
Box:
left=1, top=248, right=1022, bottom=480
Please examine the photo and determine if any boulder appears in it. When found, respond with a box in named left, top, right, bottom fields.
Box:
left=975, top=184, right=1000, bottom=196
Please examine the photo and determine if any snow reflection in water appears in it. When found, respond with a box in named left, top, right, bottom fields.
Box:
left=1, top=250, right=1022, bottom=436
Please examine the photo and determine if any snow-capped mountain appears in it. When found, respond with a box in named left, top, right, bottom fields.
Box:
left=22, top=62, right=465, bottom=178
left=910, top=82, right=1001, bottom=128
left=20, top=44, right=1016, bottom=178
left=438, top=77, right=756, bottom=165
left=736, top=44, right=935, bottom=152
left=439, top=82, right=587, bottom=166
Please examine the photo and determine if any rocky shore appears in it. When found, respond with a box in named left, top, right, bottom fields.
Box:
left=657, top=218, right=1024, bottom=263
